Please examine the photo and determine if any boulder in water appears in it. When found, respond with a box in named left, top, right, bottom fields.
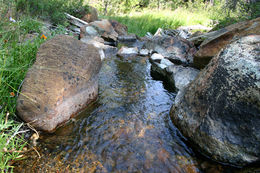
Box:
left=170, top=35, right=260, bottom=166
left=17, top=35, right=101, bottom=132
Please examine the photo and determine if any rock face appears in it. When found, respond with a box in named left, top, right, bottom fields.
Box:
left=117, top=46, right=138, bottom=58
left=80, top=19, right=118, bottom=42
left=193, top=17, right=260, bottom=69
left=166, top=65, right=199, bottom=90
left=17, top=35, right=101, bottom=132
left=145, top=35, right=197, bottom=65
left=109, top=19, right=128, bottom=36
left=170, top=35, right=260, bottom=166
left=81, top=6, right=98, bottom=23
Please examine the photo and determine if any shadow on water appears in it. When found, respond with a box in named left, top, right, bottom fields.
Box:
left=13, top=55, right=256, bottom=172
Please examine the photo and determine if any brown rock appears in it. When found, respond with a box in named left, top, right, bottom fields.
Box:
left=17, top=35, right=101, bottom=132
left=194, top=17, right=260, bottom=69
left=80, top=19, right=118, bottom=42
left=109, top=19, right=128, bottom=36
left=81, top=6, right=98, bottom=23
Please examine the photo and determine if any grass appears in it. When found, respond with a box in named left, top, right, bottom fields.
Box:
left=0, top=16, right=69, bottom=172
left=103, top=8, right=216, bottom=36
left=0, top=18, right=45, bottom=172
left=102, top=2, right=259, bottom=37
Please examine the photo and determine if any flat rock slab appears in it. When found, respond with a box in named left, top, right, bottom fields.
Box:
left=193, top=17, right=260, bottom=69
left=170, top=35, right=260, bottom=166
left=17, top=35, right=101, bottom=132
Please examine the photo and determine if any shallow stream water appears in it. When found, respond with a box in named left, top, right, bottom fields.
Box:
left=14, top=55, right=248, bottom=172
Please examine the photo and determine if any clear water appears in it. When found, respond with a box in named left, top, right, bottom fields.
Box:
left=14, top=55, right=239, bottom=172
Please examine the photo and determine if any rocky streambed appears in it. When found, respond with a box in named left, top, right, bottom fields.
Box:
left=14, top=14, right=260, bottom=172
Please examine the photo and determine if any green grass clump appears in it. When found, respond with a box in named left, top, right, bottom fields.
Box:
left=103, top=8, right=213, bottom=36
left=0, top=18, right=45, bottom=172
left=0, top=16, right=69, bottom=171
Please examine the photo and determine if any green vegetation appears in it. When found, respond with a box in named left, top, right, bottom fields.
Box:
left=15, top=0, right=90, bottom=25
left=97, top=0, right=259, bottom=36
left=0, top=1, right=70, bottom=171
left=0, top=18, right=43, bottom=172
left=104, top=8, right=214, bottom=36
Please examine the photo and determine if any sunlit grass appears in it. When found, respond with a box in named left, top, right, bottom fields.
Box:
left=103, top=8, right=213, bottom=36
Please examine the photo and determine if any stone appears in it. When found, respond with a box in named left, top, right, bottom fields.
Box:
left=81, top=6, right=98, bottom=23
left=145, top=35, right=197, bottom=65
left=139, top=49, right=149, bottom=56
left=109, top=19, right=128, bottom=36
left=166, top=65, right=199, bottom=90
left=117, top=46, right=138, bottom=58
left=150, top=53, right=164, bottom=62
left=160, top=58, right=174, bottom=67
left=85, top=26, right=99, bottom=36
left=118, top=34, right=137, bottom=42
left=16, top=35, right=101, bottom=132
left=170, top=35, right=260, bottom=166
left=150, top=62, right=168, bottom=79
left=80, top=19, right=118, bottom=42
left=80, top=35, right=117, bottom=59
left=193, top=17, right=260, bottom=69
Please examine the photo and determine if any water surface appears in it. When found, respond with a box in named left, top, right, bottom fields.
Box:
left=14, top=55, right=214, bottom=172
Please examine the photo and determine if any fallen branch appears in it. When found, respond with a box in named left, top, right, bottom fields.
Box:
left=65, top=13, right=88, bottom=28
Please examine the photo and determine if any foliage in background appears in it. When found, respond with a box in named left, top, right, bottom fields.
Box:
left=103, top=8, right=212, bottom=36
left=91, top=0, right=259, bottom=33
left=15, top=0, right=90, bottom=25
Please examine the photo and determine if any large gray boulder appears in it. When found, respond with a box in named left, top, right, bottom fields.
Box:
left=145, top=35, right=197, bottom=65
left=17, top=35, right=101, bottom=132
left=170, top=35, right=260, bottom=166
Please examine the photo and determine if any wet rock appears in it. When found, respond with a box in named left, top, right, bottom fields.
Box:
left=81, top=6, right=98, bottom=23
left=170, top=35, right=260, bottom=166
left=193, top=17, right=260, bottom=69
left=117, top=46, right=138, bottom=58
left=80, top=36, right=117, bottom=60
left=145, top=35, right=197, bottom=65
left=139, top=49, right=149, bottom=56
left=80, top=19, right=118, bottom=42
left=161, top=58, right=174, bottom=67
left=150, top=62, right=168, bottom=78
left=166, top=65, right=199, bottom=90
left=150, top=53, right=164, bottom=62
left=17, top=35, right=101, bottom=132
left=109, top=19, right=128, bottom=36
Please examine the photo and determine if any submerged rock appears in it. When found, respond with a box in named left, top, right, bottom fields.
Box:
left=17, top=35, right=101, bottom=132
left=193, top=17, right=260, bottom=69
left=170, top=35, right=260, bottom=166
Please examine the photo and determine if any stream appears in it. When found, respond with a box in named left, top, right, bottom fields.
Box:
left=14, top=54, right=242, bottom=172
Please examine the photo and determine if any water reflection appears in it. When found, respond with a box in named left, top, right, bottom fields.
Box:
left=14, top=56, right=200, bottom=172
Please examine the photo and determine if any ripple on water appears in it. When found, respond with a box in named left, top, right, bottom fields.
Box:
left=14, top=56, right=202, bottom=172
